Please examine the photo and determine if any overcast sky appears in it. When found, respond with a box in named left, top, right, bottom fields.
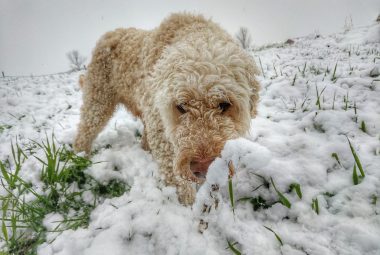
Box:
left=0, top=0, right=379, bottom=76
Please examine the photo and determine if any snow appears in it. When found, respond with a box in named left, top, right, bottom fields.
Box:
left=1, top=23, right=380, bottom=254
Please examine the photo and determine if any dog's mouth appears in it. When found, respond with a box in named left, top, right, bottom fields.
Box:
left=189, top=157, right=215, bottom=182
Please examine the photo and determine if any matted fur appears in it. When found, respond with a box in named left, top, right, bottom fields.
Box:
left=74, top=13, right=260, bottom=205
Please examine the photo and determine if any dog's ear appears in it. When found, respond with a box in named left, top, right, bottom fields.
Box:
left=229, top=52, right=260, bottom=118
left=245, top=60, right=261, bottom=118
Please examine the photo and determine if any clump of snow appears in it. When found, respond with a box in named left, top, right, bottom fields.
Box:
left=194, top=138, right=271, bottom=215
left=193, top=138, right=271, bottom=233
left=43, top=213, right=64, bottom=242
left=43, top=213, right=64, bottom=231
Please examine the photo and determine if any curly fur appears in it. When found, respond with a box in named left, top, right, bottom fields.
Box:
left=74, top=13, right=260, bottom=205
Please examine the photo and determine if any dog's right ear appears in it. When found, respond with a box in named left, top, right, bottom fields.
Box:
left=232, top=48, right=261, bottom=118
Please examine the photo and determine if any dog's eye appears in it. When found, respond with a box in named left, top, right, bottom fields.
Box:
left=219, top=102, right=231, bottom=113
left=176, top=104, right=187, bottom=114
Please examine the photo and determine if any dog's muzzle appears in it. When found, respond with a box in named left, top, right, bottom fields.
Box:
left=190, top=157, right=215, bottom=180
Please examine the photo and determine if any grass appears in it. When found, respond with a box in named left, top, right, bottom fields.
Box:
left=270, top=177, right=291, bottom=208
left=315, top=85, right=327, bottom=110
left=0, top=141, right=26, bottom=190
left=0, top=135, right=130, bottom=254
left=301, top=62, right=307, bottom=77
left=352, top=164, right=359, bottom=185
left=272, top=63, right=278, bottom=78
left=311, top=198, right=319, bottom=214
left=227, top=240, right=242, bottom=255
left=237, top=173, right=273, bottom=211
left=263, top=226, right=283, bottom=246
left=360, top=120, right=367, bottom=133
left=324, top=66, right=330, bottom=76
left=323, top=192, right=335, bottom=198
left=0, top=125, right=12, bottom=134
left=371, top=195, right=377, bottom=206
left=343, top=91, right=349, bottom=111
left=238, top=174, right=302, bottom=213
left=289, top=183, right=302, bottom=199
left=258, top=57, right=265, bottom=78
left=331, top=62, right=338, bottom=81
left=346, top=137, right=365, bottom=177
left=291, top=74, right=297, bottom=86
left=238, top=196, right=271, bottom=211
left=228, top=161, right=235, bottom=215
left=331, top=153, right=342, bottom=166
left=332, top=90, right=336, bottom=110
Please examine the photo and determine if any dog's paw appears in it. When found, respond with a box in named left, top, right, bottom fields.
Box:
left=73, top=137, right=91, bottom=156
left=177, top=181, right=196, bottom=206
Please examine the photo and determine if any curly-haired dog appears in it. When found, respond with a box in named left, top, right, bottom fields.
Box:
left=74, top=13, right=260, bottom=205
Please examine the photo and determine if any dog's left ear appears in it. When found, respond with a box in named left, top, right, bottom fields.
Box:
left=245, top=59, right=261, bottom=118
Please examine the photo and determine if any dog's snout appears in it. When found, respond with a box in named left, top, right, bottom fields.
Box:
left=190, top=157, right=215, bottom=179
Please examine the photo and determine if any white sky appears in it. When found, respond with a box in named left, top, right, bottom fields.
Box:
left=0, top=0, right=379, bottom=76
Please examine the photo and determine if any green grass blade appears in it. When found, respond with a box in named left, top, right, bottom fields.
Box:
left=346, top=137, right=365, bottom=177
left=311, top=198, right=319, bottom=214
left=1, top=199, right=9, bottom=242
left=352, top=164, right=359, bottom=185
left=228, top=161, right=235, bottom=214
left=228, top=178, right=234, bottom=214
left=33, top=155, right=47, bottom=166
left=10, top=214, right=17, bottom=243
left=264, top=226, right=283, bottom=246
left=331, top=153, right=341, bottom=166
left=227, top=240, right=242, bottom=255
left=360, top=121, right=366, bottom=133
left=290, top=183, right=302, bottom=199
left=371, top=195, right=377, bottom=205
left=270, top=177, right=291, bottom=208
left=17, top=143, right=28, bottom=160
left=0, top=162, right=11, bottom=186
left=2, top=220, right=8, bottom=242
left=10, top=141, right=16, bottom=166
left=331, top=62, right=338, bottom=81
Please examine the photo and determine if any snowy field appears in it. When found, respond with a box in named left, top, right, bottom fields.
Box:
left=1, top=23, right=380, bottom=255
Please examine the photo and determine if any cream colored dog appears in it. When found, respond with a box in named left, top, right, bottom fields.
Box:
left=74, top=13, right=260, bottom=205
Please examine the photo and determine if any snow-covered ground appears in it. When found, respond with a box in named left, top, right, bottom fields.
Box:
left=1, top=23, right=380, bottom=255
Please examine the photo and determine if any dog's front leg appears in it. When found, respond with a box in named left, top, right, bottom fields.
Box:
left=175, top=179, right=196, bottom=206
left=160, top=158, right=196, bottom=205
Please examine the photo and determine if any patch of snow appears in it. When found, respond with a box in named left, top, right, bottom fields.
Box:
left=1, top=23, right=380, bottom=255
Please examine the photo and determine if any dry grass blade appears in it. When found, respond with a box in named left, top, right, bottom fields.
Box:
left=292, top=73, right=297, bottom=86
left=258, top=57, right=265, bottom=78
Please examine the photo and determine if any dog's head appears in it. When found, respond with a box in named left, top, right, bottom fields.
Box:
left=152, top=37, right=260, bottom=183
